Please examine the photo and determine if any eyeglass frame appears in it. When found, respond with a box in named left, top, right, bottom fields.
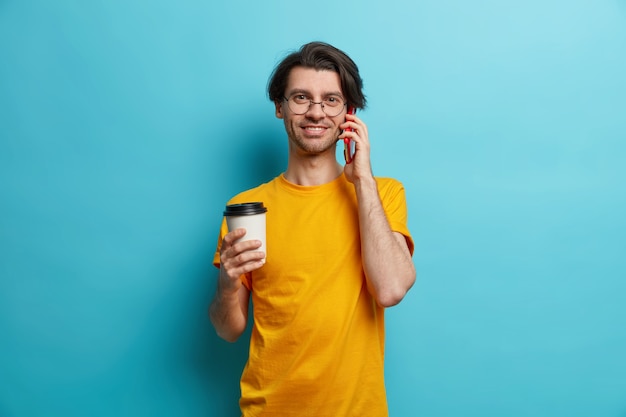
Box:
left=282, top=94, right=348, bottom=117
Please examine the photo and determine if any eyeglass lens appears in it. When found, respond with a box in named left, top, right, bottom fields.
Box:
left=286, top=96, right=346, bottom=117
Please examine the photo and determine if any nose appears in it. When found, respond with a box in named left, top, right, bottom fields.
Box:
left=305, top=101, right=326, bottom=119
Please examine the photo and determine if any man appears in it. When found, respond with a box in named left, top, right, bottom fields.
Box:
left=209, top=41, right=416, bottom=416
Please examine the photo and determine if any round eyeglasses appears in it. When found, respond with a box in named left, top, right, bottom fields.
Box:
left=283, top=94, right=347, bottom=117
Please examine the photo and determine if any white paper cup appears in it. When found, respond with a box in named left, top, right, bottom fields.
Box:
left=224, top=202, right=267, bottom=257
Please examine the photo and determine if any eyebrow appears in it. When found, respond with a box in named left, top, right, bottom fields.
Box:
left=287, top=88, right=344, bottom=98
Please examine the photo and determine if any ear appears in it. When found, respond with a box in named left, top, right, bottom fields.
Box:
left=275, top=100, right=284, bottom=119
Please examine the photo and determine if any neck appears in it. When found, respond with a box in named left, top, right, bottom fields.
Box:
left=284, top=153, right=343, bottom=186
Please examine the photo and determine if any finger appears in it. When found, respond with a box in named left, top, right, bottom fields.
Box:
left=219, top=255, right=265, bottom=292
left=223, top=228, right=247, bottom=247
left=231, top=251, right=266, bottom=270
left=339, top=128, right=359, bottom=145
left=233, top=247, right=265, bottom=261
left=221, top=250, right=266, bottom=279
left=341, top=125, right=368, bottom=145
left=227, top=240, right=263, bottom=258
left=221, top=240, right=264, bottom=265
left=340, top=120, right=359, bottom=133
left=345, top=112, right=359, bottom=123
left=344, top=114, right=368, bottom=137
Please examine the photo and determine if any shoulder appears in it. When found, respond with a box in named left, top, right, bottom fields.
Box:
left=374, top=176, right=405, bottom=192
left=227, top=176, right=281, bottom=204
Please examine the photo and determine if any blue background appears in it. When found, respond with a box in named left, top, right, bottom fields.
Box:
left=1, top=1, right=625, bottom=416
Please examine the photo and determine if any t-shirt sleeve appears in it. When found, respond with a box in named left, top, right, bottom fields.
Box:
left=212, top=217, right=228, bottom=269
left=378, top=178, right=414, bottom=256
left=212, top=214, right=253, bottom=290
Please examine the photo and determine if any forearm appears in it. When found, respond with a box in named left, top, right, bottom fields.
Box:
left=209, top=275, right=248, bottom=342
left=355, top=176, right=416, bottom=307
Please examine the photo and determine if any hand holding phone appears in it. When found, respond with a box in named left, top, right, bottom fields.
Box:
left=343, top=107, right=357, bottom=164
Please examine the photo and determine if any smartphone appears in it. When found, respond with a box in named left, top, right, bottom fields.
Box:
left=343, top=107, right=357, bottom=164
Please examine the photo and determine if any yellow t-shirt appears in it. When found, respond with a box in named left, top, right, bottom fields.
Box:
left=213, top=173, right=413, bottom=417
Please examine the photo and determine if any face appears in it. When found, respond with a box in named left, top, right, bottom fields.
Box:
left=275, top=67, right=347, bottom=158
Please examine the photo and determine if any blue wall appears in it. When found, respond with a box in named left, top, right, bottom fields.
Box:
left=1, top=1, right=625, bottom=416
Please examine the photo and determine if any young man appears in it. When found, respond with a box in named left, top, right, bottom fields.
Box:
left=210, top=41, right=416, bottom=416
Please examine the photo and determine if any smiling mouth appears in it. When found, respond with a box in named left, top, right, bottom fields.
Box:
left=302, top=126, right=328, bottom=135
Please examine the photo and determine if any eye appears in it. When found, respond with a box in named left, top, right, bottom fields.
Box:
left=292, top=94, right=309, bottom=104
left=324, top=96, right=343, bottom=106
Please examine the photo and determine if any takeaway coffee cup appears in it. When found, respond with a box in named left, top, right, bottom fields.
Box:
left=224, top=202, right=268, bottom=257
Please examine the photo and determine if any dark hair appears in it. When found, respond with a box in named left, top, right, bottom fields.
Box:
left=267, top=42, right=367, bottom=110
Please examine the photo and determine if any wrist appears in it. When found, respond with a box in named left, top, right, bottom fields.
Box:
left=353, top=174, right=377, bottom=192
left=219, top=272, right=242, bottom=297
